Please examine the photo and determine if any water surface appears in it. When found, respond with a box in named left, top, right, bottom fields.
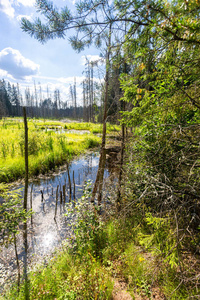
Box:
left=0, top=152, right=109, bottom=287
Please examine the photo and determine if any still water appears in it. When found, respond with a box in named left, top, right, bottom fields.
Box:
left=0, top=152, right=109, bottom=287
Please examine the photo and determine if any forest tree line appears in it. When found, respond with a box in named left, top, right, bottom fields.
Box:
left=0, top=55, right=123, bottom=123
left=0, top=77, right=99, bottom=121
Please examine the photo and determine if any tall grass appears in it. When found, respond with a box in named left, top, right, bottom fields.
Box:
left=0, top=118, right=101, bottom=183
left=63, top=122, right=120, bottom=133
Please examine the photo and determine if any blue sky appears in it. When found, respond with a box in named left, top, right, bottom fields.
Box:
left=0, top=0, right=103, bottom=105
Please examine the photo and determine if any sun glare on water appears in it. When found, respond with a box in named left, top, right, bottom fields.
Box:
left=43, top=233, right=55, bottom=248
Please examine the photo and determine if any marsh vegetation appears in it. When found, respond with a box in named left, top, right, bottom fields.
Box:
left=0, top=118, right=118, bottom=182
left=1, top=0, right=200, bottom=298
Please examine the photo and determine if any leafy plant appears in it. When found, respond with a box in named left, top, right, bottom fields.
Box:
left=138, top=213, right=178, bottom=268
left=65, top=181, right=107, bottom=259
left=0, top=183, right=31, bottom=246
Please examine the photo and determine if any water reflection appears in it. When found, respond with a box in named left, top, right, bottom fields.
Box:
left=0, top=152, right=110, bottom=288
left=45, top=128, right=91, bottom=135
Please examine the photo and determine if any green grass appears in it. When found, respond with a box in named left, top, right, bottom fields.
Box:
left=63, top=122, right=120, bottom=134
left=0, top=118, right=101, bottom=183
left=3, top=219, right=193, bottom=300
left=3, top=249, right=113, bottom=300
left=3, top=196, right=197, bottom=300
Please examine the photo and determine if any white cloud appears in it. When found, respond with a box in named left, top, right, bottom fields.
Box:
left=67, top=0, right=76, bottom=5
left=0, top=68, right=13, bottom=79
left=36, top=75, right=87, bottom=86
left=0, top=0, right=35, bottom=19
left=58, top=76, right=85, bottom=85
left=35, top=82, right=69, bottom=98
left=81, top=55, right=104, bottom=66
left=0, top=0, right=15, bottom=18
left=16, top=0, right=35, bottom=7
left=16, top=14, right=32, bottom=21
left=0, top=47, right=40, bottom=80
left=37, top=77, right=85, bottom=105
left=14, top=74, right=101, bottom=106
left=20, top=76, right=85, bottom=105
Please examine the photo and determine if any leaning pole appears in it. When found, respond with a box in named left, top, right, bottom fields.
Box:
left=23, top=106, right=29, bottom=300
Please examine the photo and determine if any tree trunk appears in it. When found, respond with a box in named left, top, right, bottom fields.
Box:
left=117, top=18, right=127, bottom=210
left=23, top=106, right=29, bottom=300
left=117, top=118, right=125, bottom=211
left=14, top=232, right=20, bottom=292
left=91, top=24, right=112, bottom=204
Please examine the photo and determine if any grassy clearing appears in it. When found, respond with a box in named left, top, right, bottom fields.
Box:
left=63, top=121, right=120, bottom=134
left=1, top=117, right=120, bottom=133
left=0, top=118, right=103, bottom=183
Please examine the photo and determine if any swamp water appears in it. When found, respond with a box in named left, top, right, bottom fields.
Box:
left=0, top=152, right=110, bottom=289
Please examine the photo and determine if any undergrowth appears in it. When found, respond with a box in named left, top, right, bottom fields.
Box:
left=2, top=182, right=198, bottom=300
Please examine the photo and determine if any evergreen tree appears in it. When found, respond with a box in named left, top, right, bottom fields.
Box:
left=0, top=80, right=12, bottom=117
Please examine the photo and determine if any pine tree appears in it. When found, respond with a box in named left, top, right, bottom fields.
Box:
left=0, top=80, right=12, bottom=117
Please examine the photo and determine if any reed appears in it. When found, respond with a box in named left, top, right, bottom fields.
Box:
left=0, top=118, right=101, bottom=183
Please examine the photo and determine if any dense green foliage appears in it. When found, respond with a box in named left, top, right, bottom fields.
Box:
left=117, top=0, right=200, bottom=296
left=120, top=0, right=200, bottom=243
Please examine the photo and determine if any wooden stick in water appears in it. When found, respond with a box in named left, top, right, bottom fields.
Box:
left=30, top=183, right=33, bottom=225
left=54, top=185, right=59, bottom=220
left=60, top=190, right=63, bottom=204
left=63, top=185, right=66, bottom=204
left=40, top=190, right=44, bottom=202
left=66, top=162, right=72, bottom=202
left=14, top=232, right=20, bottom=292
left=73, top=170, right=76, bottom=201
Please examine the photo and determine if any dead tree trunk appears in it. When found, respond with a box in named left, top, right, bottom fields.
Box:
left=23, top=106, right=29, bottom=300
left=83, top=80, right=86, bottom=122
left=30, top=183, right=33, bottom=225
left=73, top=77, right=77, bottom=119
left=91, top=24, right=112, bottom=204
left=66, top=162, right=72, bottom=202
left=73, top=170, right=76, bottom=200
left=117, top=20, right=127, bottom=210
left=54, top=185, right=59, bottom=220
left=14, top=232, right=20, bottom=292
left=117, top=117, right=125, bottom=211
